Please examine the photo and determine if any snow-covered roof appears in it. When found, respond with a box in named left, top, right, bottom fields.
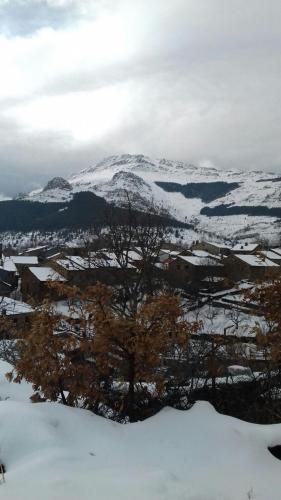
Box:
left=205, top=241, right=232, bottom=250
left=160, top=249, right=182, bottom=256
left=104, top=256, right=135, bottom=268
left=3, top=256, right=39, bottom=272
left=53, top=300, right=80, bottom=319
left=98, top=250, right=143, bottom=262
left=178, top=255, right=223, bottom=267
left=91, top=252, right=136, bottom=268
left=2, top=258, right=17, bottom=272
left=271, top=247, right=281, bottom=256
left=154, top=262, right=165, bottom=269
left=57, top=254, right=135, bottom=270
left=191, top=250, right=221, bottom=260
left=126, top=250, right=143, bottom=261
left=47, top=252, right=62, bottom=260
left=260, top=250, right=281, bottom=261
left=232, top=243, right=259, bottom=252
left=56, top=256, right=92, bottom=271
left=23, top=246, right=47, bottom=253
left=11, top=256, right=38, bottom=265
left=29, top=266, right=66, bottom=282
left=234, top=254, right=279, bottom=267
left=0, top=297, right=34, bottom=315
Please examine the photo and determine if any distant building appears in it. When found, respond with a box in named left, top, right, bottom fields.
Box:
left=0, top=296, right=34, bottom=333
left=230, top=243, right=261, bottom=255
left=50, top=253, right=137, bottom=288
left=168, top=254, right=224, bottom=289
left=50, top=256, right=99, bottom=287
left=21, top=245, right=49, bottom=260
left=259, top=250, right=281, bottom=265
left=158, top=248, right=190, bottom=264
left=0, top=267, right=18, bottom=296
left=3, top=256, right=39, bottom=276
left=193, top=241, right=232, bottom=256
left=224, top=254, right=280, bottom=281
left=21, top=266, right=66, bottom=302
left=268, top=248, right=281, bottom=259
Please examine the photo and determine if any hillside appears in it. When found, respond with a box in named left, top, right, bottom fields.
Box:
left=0, top=191, right=185, bottom=232
left=25, top=154, right=281, bottom=241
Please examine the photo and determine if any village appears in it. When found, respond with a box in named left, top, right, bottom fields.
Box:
left=0, top=237, right=279, bottom=381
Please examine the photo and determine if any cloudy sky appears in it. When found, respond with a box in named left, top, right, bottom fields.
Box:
left=0, top=0, right=281, bottom=195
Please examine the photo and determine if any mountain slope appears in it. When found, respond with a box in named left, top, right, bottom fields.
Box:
left=26, top=154, right=281, bottom=241
left=0, top=192, right=186, bottom=232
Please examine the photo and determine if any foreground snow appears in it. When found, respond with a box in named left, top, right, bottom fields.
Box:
left=0, top=360, right=33, bottom=402
left=0, top=360, right=281, bottom=500
left=1, top=401, right=281, bottom=500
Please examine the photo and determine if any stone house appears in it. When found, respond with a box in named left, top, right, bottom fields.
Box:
left=0, top=296, right=34, bottom=334
left=259, top=250, right=281, bottom=265
left=3, top=256, right=39, bottom=276
left=22, top=245, right=49, bottom=261
left=230, top=243, right=261, bottom=255
left=168, top=255, right=225, bottom=289
left=21, top=266, right=67, bottom=302
left=224, top=254, right=280, bottom=281
left=192, top=241, right=232, bottom=257
left=50, top=254, right=137, bottom=288
left=0, top=267, right=18, bottom=296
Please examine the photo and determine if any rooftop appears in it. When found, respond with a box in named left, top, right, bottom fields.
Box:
left=232, top=243, right=259, bottom=253
left=56, top=256, right=93, bottom=271
left=234, top=254, right=279, bottom=267
left=205, top=241, right=232, bottom=250
left=260, top=250, right=281, bottom=261
left=0, top=297, right=34, bottom=315
left=191, top=250, right=221, bottom=260
left=11, top=256, right=38, bottom=265
left=3, top=256, right=39, bottom=272
left=178, top=255, right=223, bottom=267
left=271, top=248, right=281, bottom=256
left=22, top=246, right=48, bottom=254
left=160, top=249, right=182, bottom=256
left=29, top=266, right=66, bottom=282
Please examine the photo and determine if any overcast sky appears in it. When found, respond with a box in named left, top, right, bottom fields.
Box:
left=0, top=0, right=281, bottom=195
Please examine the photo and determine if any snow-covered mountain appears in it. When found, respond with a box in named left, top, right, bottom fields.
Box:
left=25, top=154, right=281, bottom=241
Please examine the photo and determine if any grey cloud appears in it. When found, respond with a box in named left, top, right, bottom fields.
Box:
left=0, top=113, right=116, bottom=195
left=1, top=0, right=281, bottom=194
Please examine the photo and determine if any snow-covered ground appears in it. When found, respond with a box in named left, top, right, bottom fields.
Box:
left=186, top=304, right=266, bottom=338
left=0, top=360, right=33, bottom=402
left=1, top=360, right=281, bottom=499
left=0, top=229, right=98, bottom=251
left=0, top=226, right=201, bottom=251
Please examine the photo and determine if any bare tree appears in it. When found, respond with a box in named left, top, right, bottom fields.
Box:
left=87, top=196, right=170, bottom=317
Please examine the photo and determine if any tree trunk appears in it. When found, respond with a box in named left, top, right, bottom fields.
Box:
left=127, top=355, right=136, bottom=421
left=59, top=379, right=68, bottom=405
left=211, top=339, right=216, bottom=403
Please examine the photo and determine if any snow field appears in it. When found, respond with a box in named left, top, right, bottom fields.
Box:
left=0, top=361, right=281, bottom=499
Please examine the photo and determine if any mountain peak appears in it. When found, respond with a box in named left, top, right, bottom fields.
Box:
left=43, top=177, right=72, bottom=192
